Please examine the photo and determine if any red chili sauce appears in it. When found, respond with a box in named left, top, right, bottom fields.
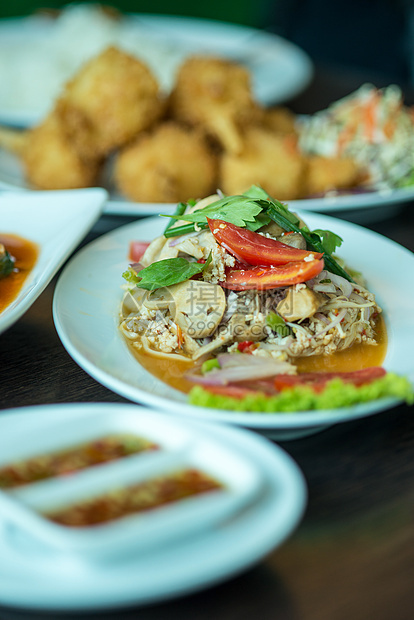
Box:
left=0, top=434, right=159, bottom=489
left=44, top=469, right=223, bottom=527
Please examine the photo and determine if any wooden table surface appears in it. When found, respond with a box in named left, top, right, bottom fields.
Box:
left=1, top=66, right=414, bottom=620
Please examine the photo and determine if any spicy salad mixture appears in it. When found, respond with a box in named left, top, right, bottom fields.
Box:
left=120, top=187, right=413, bottom=412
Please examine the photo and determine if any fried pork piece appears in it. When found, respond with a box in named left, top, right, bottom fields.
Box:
left=115, top=122, right=218, bottom=203
left=304, top=155, right=364, bottom=196
left=22, top=111, right=101, bottom=190
left=168, top=56, right=260, bottom=154
left=220, top=127, right=306, bottom=200
left=57, top=46, right=164, bottom=159
left=258, top=106, right=298, bottom=136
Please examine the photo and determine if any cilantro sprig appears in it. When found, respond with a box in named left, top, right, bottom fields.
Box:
left=160, top=185, right=354, bottom=282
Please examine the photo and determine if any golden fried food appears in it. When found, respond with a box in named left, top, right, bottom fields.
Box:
left=168, top=55, right=260, bottom=154
left=22, top=111, right=101, bottom=190
left=258, top=105, right=298, bottom=136
left=304, top=155, right=364, bottom=196
left=220, top=127, right=306, bottom=200
left=57, top=46, right=164, bottom=158
left=114, top=122, right=218, bottom=203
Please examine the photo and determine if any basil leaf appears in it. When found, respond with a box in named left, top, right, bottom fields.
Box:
left=124, top=254, right=212, bottom=291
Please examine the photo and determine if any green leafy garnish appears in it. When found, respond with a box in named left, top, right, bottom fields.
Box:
left=266, top=312, right=292, bottom=336
left=163, top=202, right=187, bottom=233
left=312, top=229, right=343, bottom=254
left=189, top=373, right=414, bottom=412
left=264, top=198, right=354, bottom=282
left=160, top=185, right=353, bottom=281
left=201, top=358, right=220, bottom=374
left=0, top=249, right=14, bottom=280
left=162, top=192, right=270, bottom=237
left=122, top=254, right=212, bottom=291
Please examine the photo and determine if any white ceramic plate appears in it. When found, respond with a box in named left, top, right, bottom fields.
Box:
left=0, top=188, right=107, bottom=335
left=0, top=13, right=313, bottom=127
left=52, top=212, right=414, bottom=440
left=0, top=403, right=306, bottom=611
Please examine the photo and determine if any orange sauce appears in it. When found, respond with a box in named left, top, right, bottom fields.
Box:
left=0, top=234, right=39, bottom=313
left=296, top=315, right=387, bottom=373
left=129, top=315, right=387, bottom=394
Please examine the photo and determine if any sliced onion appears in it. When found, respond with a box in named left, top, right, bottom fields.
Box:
left=311, top=269, right=354, bottom=297
left=314, top=312, right=330, bottom=324
left=187, top=354, right=294, bottom=385
left=349, top=292, right=366, bottom=304
left=168, top=230, right=201, bottom=247
left=129, top=262, right=144, bottom=273
left=328, top=273, right=353, bottom=297
left=313, top=282, right=337, bottom=294
left=314, top=308, right=348, bottom=338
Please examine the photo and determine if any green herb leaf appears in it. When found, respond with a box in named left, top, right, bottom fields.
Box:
left=266, top=311, right=292, bottom=336
left=264, top=200, right=354, bottom=282
left=312, top=229, right=343, bottom=254
left=123, top=254, right=212, bottom=291
left=0, top=249, right=15, bottom=280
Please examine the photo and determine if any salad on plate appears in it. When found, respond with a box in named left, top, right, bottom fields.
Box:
left=119, top=186, right=413, bottom=412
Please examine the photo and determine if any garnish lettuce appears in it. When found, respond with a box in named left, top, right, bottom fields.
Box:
left=189, top=373, right=414, bottom=413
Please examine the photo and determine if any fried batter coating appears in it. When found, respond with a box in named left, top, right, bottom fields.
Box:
left=57, top=46, right=164, bottom=158
left=304, top=155, right=364, bottom=196
left=115, top=122, right=218, bottom=203
left=22, top=111, right=101, bottom=190
left=168, top=56, right=260, bottom=154
left=258, top=106, right=298, bottom=136
left=220, top=127, right=305, bottom=200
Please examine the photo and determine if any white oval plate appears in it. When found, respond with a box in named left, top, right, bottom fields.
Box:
left=0, top=13, right=313, bottom=127
left=0, top=402, right=306, bottom=611
left=0, top=188, right=107, bottom=336
left=52, top=213, right=414, bottom=440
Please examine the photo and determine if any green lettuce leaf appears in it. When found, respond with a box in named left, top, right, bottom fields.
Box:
left=189, top=373, right=414, bottom=413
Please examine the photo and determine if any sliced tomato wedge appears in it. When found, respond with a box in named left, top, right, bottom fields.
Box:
left=222, top=258, right=324, bottom=290
left=201, top=385, right=259, bottom=399
left=129, top=241, right=150, bottom=262
left=274, top=367, right=387, bottom=393
left=207, top=218, right=323, bottom=266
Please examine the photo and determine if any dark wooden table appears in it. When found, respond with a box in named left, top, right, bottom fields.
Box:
left=1, top=66, right=414, bottom=620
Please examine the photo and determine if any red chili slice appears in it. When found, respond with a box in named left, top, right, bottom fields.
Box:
left=222, top=258, right=324, bottom=290
left=274, top=367, right=387, bottom=393
left=207, top=218, right=323, bottom=266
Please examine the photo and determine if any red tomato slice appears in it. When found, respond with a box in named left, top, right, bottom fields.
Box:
left=207, top=218, right=323, bottom=266
left=202, top=385, right=258, bottom=399
left=274, top=367, right=386, bottom=393
left=222, top=258, right=324, bottom=290
left=129, top=241, right=150, bottom=262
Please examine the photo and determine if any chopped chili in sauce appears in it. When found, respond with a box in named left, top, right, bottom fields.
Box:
left=0, top=234, right=38, bottom=313
left=0, top=434, right=159, bottom=489
left=44, top=469, right=223, bottom=527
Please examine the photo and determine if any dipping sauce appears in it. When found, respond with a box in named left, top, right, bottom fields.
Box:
left=0, top=234, right=39, bottom=313
left=44, top=469, right=223, bottom=527
left=0, top=434, right=159, bottom=489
